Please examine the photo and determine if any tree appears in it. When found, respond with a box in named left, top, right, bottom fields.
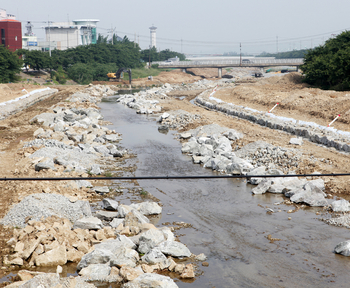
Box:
left=18, top=50, right=50, bottom=71
left=67, top=63, right=93, bottom=84
left=96, top=34, right=108, bottom=44
left=0, top=45, right=23, bottom=83
left=301, top=31, right=350, bottom=90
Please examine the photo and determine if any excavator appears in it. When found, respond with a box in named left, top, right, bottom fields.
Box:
left=107, top=68, right=132, bottom=84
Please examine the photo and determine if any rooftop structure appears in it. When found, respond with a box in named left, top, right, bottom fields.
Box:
left=0, top=8, right=16, bottom=20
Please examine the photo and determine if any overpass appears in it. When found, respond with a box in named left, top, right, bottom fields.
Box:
left=156, top=58, right=304, bottom=78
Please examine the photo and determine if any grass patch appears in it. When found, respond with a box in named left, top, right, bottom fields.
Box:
left=122, top=67, right=163, bottom=81
left=104, top=172, right=114, bottom=178
left=140, top=189, right=148, bottom=196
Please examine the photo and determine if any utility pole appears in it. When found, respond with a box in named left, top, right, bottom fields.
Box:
left=240, top=43, right=242, bottom=66
left=109, top=25, right=116, bottom=45
left=48, top=18, right=51, bottom=57
left=149, top=46, right=151, bottom=68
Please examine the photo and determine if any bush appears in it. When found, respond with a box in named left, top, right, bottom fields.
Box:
left=0, top=45, right=23, bottom=83
left=301, top=30, right=350, bottom=90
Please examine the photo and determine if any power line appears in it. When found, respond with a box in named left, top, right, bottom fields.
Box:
left=0, top=173, right=348, bottom=182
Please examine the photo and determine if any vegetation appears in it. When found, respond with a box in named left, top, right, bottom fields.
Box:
left=257, top=49, right=308, bottom=59
left=0, top=45, right=23, bottom=83
left=301, top=31, right=350, bottom=90
left=140, top=47, right=186, bottom=62
left=11, top=37, right=187, bottom=84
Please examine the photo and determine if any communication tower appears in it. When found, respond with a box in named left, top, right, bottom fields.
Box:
left=149, top=25, right=157, bottom=48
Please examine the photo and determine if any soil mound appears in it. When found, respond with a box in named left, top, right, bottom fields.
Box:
left=257, top=72, right=305, bottom=86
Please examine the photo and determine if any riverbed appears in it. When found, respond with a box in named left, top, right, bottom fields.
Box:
left=99, top=97, right=350, bottom=288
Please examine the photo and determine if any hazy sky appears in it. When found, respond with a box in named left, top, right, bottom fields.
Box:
left=4, top=0, right=350, bottom=55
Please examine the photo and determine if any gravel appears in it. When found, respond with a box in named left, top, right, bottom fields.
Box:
left=0, top=193, right=92, bottom=228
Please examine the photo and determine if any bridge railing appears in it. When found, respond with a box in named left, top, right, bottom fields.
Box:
left=154, top=58, right=304, bottom=66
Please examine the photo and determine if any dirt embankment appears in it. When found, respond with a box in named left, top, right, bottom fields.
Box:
left=217, top=73, right=350, bottom=130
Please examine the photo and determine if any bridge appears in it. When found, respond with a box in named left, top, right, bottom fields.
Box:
left=156, top=58, right=304, bottom=78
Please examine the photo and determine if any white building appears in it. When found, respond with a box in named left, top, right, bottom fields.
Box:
left=22, top=21, right=40, bottom=51
left=43, top=19, right=99, bottom=50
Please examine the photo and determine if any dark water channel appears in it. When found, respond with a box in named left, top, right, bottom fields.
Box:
left=99, top=96, right=350, bottom=288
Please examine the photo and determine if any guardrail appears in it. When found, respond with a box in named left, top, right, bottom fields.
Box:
left=155, top=58, right=304, bottom=67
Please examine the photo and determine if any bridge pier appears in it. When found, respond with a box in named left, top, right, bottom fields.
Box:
left=182, top=68, right=187, bottom=73
left=296, top=66, right=299, bottom=72
left=218, top=67, right=222, bottom=78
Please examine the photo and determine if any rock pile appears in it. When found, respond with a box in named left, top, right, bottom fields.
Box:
left=157, top=110, right=201, bottom=130
left=22, top=89, right=126, bottom=177
left=2, top=193, right=200, bottom=287
left=179, top=124, right=331, bottom=207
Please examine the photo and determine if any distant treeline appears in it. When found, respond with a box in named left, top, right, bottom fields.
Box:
left=257, top=49, right=308, bottom=59
left=9, top=36, right=186, bottom=84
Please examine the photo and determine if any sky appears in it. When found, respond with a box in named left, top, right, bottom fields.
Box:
left=4, top=0, right=350, bottom=55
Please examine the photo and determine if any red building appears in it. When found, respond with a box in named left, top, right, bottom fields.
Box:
left=0, top=19, right=22, bottom=52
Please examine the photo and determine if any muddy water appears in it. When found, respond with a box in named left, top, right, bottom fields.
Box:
left=100, top=98, right=350, bottom=288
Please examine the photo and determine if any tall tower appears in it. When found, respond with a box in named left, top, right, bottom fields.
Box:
left=149, top=25, right=157, bottom=48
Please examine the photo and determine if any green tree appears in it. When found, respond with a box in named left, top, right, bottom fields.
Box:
left=301, top=31, right=350, bottom=90
left=0, top=45, right=23, bottom=83
left=18, top=50, right=50, bottom=71
left=67, top=63, right=93, bottom=84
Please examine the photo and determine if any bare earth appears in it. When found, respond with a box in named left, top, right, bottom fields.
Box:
left=0, top=69, right=350, bottom=282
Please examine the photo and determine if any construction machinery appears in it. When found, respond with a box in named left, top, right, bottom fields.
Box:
left=107, top=68, right=132, bottom=84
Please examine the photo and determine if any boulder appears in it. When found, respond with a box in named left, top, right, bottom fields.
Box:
left=180, top=264, right=195, bottom=279
left=73, top=217, right=103, bottom=230
left=124, top=210, right=150, bottom=227
left=290, top=187, right=328, bottom=207
left=110, top=247, right=140, bottom=268
left=77, top=249, right=114, bottom=271
left=157, top=241, right=191, bottom=258
left=103, top=198, right=119, bottom=211
left=118, top=204, right=133, bottom=218
left=131, top=202, right=162, bottom=215
left=93, top=186, right=110, bottom=194
left=138, top=229, right=166, bottom=254
left=79, top=263, right=111, bottom=281
left=122, top=273, right=178, bottom=288
left=119, top=266, right=144, bottom=282
left=34, top=245, right=67, bottom=267
left=181, top=141, right=200, bottom=154
left=334, top=240, right=350, bottom=256
left=141, top=248, right=167, bottom=264
left=289, top=137, right=303, bottom=145
left=226, top=156, right=253, bottom=174
left=110, top=218, right=124, bottom=228
left=95, top=211, right=119, bottom=221
left=34, top=160, right=56, bottom=172
left=251, top=179, right=273, bottom=195
left=331, top=199, right=350, bottom=212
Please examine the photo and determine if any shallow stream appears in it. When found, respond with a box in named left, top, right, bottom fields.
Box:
left=99, top=97, right=350, bottom=288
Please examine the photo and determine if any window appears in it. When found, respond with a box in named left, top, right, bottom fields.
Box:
left=1, top=29, right=5, bottom=45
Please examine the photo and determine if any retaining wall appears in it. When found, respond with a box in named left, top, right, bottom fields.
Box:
left=195, top=90, right=350, bottom=153
left=0, top=88, right=58, bottom=120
